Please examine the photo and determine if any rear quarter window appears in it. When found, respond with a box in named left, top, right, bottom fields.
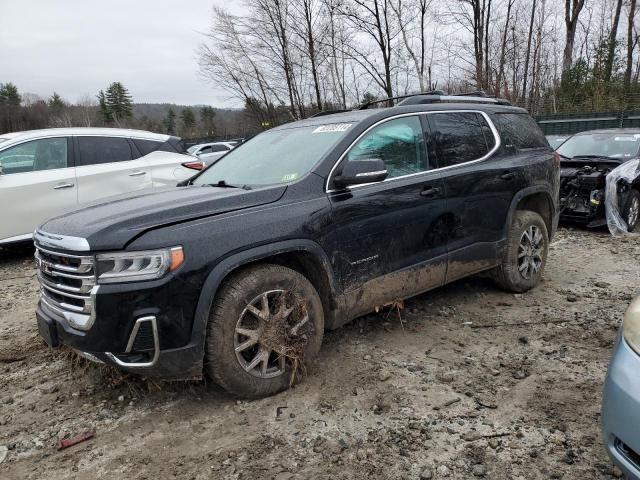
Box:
left=133, top=139, right=163, bottom=156
left=492, top=113, right=549, bottom=150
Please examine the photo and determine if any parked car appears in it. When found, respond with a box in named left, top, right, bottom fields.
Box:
left=186, top=141, right=235, bottom=168
left=34, top=93, right=559, bottom=398
left=0, top=128, right=195, bottom=245
left=602, top=296, right=640, bottom=479
left=557, top=129, right=640, bottom=230
left=546, top=134, right=570, bottom=150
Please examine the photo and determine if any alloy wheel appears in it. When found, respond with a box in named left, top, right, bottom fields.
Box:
left=517, top=225, right=544, bottom=280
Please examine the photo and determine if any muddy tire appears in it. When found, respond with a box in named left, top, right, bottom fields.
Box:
left=204, top=264, right=324, bottom=398
left=490, top=210, right=549, bottom=293
left=622, top=189, right=640, bottom=232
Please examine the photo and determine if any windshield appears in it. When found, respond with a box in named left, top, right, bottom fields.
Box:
left=557, top=132, right=640, bottom=159
left=187, top=145, right=199, bottom=154
left=546, top=135, right=569, bottom=150
left=192, top=123, right=351, bottom=187
left=0, top=138, right=7, bottom=144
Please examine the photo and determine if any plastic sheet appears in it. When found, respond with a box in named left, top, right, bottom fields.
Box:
left=605, top=159, right=640, bottom=236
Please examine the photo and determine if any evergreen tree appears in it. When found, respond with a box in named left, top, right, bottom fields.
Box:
left=97, top=89, right=112, bottom=124
left=0, top=83, right=21, bottom=106
left=48, top=92, right=65, bottom=110
left=0, top=83, right=22, bottom=132
left=104, top=82, right=133, bottom=122
left=180, top=107, right=196, bottom=136
left=164, top=107, right=177, bottom=135
left=200, top=106, right=216, bottom=136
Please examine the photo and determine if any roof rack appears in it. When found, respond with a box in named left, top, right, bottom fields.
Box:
left=398, top=91, right=511, bottom=106
left=310, top=109, right=351, bottom=117
left=359, top=91, right=446, bottom=110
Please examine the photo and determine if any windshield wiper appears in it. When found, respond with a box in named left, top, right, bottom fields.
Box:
left=569, top=154, right=618, bottom=160
left=205, top=180, right=252, bottom=190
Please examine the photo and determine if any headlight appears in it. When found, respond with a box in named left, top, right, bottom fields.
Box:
left=623, top=296, right=640, bottom=354
left=95, top=247, right=184, bottom=284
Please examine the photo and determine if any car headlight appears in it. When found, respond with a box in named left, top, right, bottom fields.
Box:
left=623, top=296, right=640, bottom=354
left=95, top=247, right=184, bottom=284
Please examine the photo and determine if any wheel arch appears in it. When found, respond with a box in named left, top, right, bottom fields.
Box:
left=190, top=240, right=340, bottom=364
left=505, top=187, right=557, bottom=240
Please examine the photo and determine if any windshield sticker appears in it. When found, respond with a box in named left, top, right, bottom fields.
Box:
left=281, top=173, right=299, bottom=182
left=313, top=123, right=352, bottom=133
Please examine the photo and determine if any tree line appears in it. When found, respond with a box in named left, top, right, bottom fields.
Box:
left=0, top=81, right=243, bottom=138
left=198, top=0, right=640, bottom=126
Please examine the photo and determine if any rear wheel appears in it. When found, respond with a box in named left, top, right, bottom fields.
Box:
left=623, top=190, right=640, bottom=232
left=205, top=264, right=324, bottom=398
left=491, top=210, right=549, bottom=293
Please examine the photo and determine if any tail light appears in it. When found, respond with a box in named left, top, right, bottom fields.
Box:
left=182, top=160, right=206, bottom=171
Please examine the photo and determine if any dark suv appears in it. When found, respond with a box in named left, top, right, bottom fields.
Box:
left=34, top=94, right=559, bottom=398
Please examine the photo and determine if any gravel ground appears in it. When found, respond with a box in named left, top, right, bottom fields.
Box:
left=1, top=227, right=638, bottom=480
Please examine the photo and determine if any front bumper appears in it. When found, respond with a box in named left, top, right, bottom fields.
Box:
left=36, top=274, right=205, bottom=380
left=602, top=333, right=640, bottom=479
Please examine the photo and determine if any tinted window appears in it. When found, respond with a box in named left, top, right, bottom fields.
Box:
left=77, top=137, right=132, bottom=166
left=492, top=113, right=548, bottom=149
left=210, top=144, right=229, bottom=152
left=430, top=112, right=489, bottom=167
left=0, top=137, right=68, bottom=174
left=346, top=116, right=427, bottom=179
left=133, top=139, right=163, bottom=156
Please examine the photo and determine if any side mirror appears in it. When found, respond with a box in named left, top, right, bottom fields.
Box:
left=333, top=159, right=388, bottom=188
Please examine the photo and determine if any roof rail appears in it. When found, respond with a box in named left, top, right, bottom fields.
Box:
left=359, top=91, right=446, bottom=110
left=398, top=94, right=512, bottom=106
left=454, top=91, right=488, bottom=97
left=310, top=109, right=351, bottom=117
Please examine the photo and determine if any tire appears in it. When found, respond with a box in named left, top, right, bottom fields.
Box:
left=205, top=264, right=324, bottom=398
left=622, top=189, right=640, bottom=233
left=491, top=210, right=549, bottom=293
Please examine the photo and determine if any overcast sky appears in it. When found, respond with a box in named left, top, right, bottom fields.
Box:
left=0, top=0, right=245, bottom=107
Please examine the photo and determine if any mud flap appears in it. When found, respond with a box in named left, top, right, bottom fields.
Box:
left=605, top=159, right=640, bottom=236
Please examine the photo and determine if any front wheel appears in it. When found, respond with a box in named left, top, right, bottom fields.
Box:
left=623, top=190, right=640, bottom=232
left=491, top=210, right=549, bottom=293
left=205, top=264, right=324, bottom=398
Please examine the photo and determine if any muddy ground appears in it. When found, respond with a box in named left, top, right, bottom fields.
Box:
left=0, top=227, right=638, bottom=480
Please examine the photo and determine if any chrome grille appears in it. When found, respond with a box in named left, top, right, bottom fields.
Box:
left=35, top=245, right=97, bottom=330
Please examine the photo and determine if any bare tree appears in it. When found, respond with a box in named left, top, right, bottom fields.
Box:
left=562, top=0, right=587, bottom=79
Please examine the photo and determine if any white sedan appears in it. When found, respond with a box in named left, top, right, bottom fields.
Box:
left=0, top=127, right=197, bottom=245
left=186, top=141, right=236, bottom=167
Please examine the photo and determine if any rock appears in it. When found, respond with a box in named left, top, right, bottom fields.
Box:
left=566, top=295, right=578, bottom=302
left=363, top=354, right=372, bottom=361
left=513, top=370, right=527, bottom=380
left=488, top=439, right=499, bottom=449
left=594, top=281, right=610, bottom=288
left=39, top=384, right=59, bottom=394
left=462, top=432, right=483, bottom=442
left=419, top=468, right=433, bottom=479
left=472, top=464, right=487, bottom=477
left=437, top=371, right=456, bottom=383
left=378, top=369, right=392, bottom=382
left=117, top=395, right=125, bottom=402
left=0, top=445, right=7, bottom=463
left=436, top=465, right=450, bottom=477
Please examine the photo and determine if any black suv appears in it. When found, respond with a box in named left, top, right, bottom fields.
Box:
left=34, top=94, right=559, bottom=398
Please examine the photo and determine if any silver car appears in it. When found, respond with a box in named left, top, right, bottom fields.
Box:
left=186, top=141, right=235, bottom=166
left=602, top=296, right=640, bottom=478
left=0, top=128, right=194, bottom=245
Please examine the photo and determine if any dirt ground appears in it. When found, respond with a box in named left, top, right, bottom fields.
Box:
left=1, top=227, right=638, bottom=480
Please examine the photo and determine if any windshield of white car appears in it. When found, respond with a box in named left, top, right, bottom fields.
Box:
left=192, top=123, right=351, bottom=187
left=557, top=132, right=640, bottom=159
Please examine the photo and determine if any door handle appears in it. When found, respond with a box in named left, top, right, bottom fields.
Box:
left=500, top=171, right=516, bottom=181
left=420, top=186, right=442, bottom=198
left=53, top=183, right=74, bottom=190
left=128, top=171, right=147, bottom=177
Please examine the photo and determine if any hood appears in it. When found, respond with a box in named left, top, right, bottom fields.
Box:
left=559, top=156, right=624, bottom=171
left=39, top=185, right=287, bottom=251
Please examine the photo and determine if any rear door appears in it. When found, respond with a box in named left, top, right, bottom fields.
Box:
left=0, top=137, right=76, bottom=242
left=74, top=136, right=152, bottom=203
left=328, top=115, right=448, bottom=317
left=426, top=111, right=526, bottom=282
left=132, top=138, right=192, bottom=186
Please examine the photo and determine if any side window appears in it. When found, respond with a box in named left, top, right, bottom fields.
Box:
left=0, top=138, right=68, bottom=175
left=492, top=113, right=549, bottom=149
left=198, top=146, right=212, bottom=155
left=210, top=144, right=229, bottom=152
left=345, top=116, right=427, bottom=179
left=429, top=112, right=489, bottom=167
left=133, top=139, right=163, bottom=156
left=77, top=137, right=133, bottom=166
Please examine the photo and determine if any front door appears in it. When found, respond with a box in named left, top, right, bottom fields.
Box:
left=328, top=115, right=448, bottom=317
left=0, top=137, right=77, bottom=242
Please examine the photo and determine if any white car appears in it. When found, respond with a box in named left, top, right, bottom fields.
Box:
left=0, top=128, right=196, bottom=245
left=186, top=141, right=235, bottom=167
